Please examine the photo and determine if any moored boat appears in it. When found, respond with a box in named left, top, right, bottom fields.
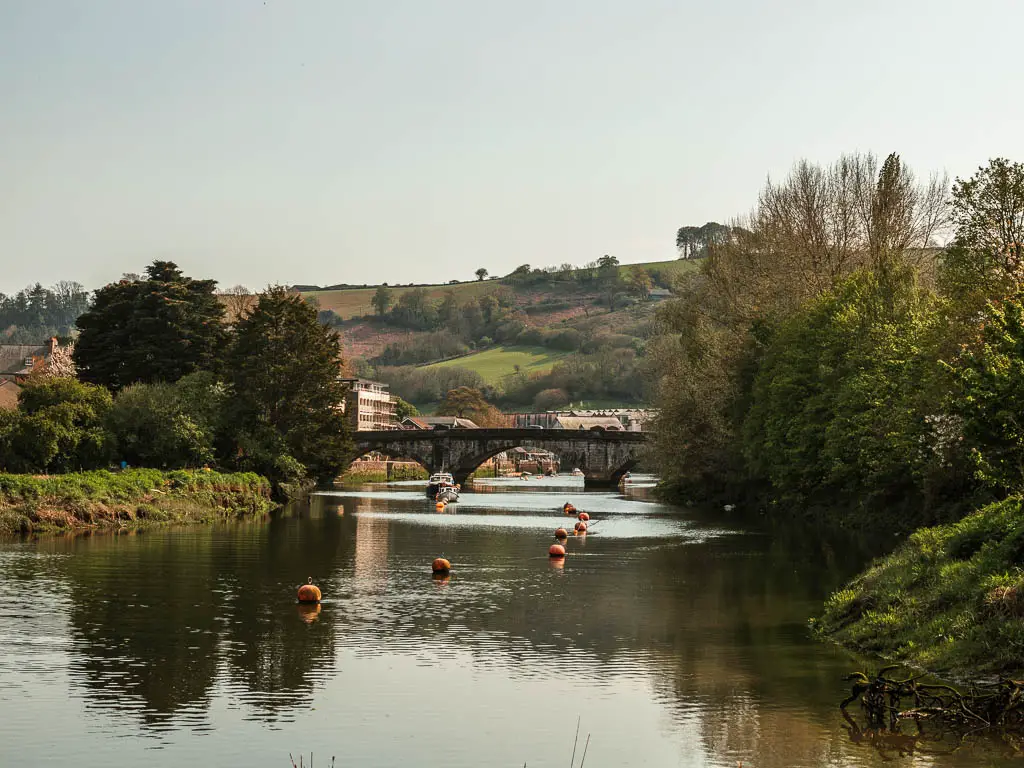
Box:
left=426, top=472, right=459, bottom=501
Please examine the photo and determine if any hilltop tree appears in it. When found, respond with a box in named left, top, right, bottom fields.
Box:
left=371, top=285, right=394, bottom=316
left=475, top=268, right=488, bottom=281
left=226, top=286, right=353, bottom=485
left=73, top=261, right=227, bottom=389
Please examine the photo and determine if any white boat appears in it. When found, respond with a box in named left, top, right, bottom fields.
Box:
left=571, top=468, right=584, bottom=477
left=426, top=472, right=459, bottom=501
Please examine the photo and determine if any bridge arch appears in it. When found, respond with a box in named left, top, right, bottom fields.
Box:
left=351, top=428, right=646, bottom=490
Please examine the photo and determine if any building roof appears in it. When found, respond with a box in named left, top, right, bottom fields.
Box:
left=401, top=415, right=479, bottom=429
left=554, top=416, right=623, bottom=430
left=0, top=343, right=51, bottom=378
left=0, top=380, right=21, bottom=410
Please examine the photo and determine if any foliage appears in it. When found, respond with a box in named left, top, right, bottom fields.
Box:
left=371, top=285, right=394, bottom=316
left=436, top=386, right=506, bottom=426
left=475, top=268, right=488, bottom=281
left=0, top=378, right=114, bottom=473
left=943, top=294, right=1024, bottom=494
left=375, top=365, right=486, bottom=404
left=940, top=158, right=1024, bottom=311
left=741, top=269, right=955, bottom=524
left=106, top=371, right=226, bottom=469
left=0, top=280, right=89, bottom=342
left=226, top=286, right=353, bottom=485
left=394, top=397, right=419, bottom=420
left=651, top=152, right=952, bottom=508
left=73, top=261, right=228, bottom=389
left=374, top=331, right=468, bottom=366
left=816, top=495, right=1024, bottom=677
left=0, top=468, right=272, bottom=534
left=533, top=388, right=569, bottom=411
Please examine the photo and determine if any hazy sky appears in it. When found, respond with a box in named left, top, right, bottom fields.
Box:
left=2, top=0, right=1022, bottom=294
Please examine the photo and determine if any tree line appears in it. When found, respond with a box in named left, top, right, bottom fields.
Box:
left=651, top=151, right=1024, bottom=531
left=0, top=262, right=352, bottom=493
left=0, top=281, right=90, bottom=343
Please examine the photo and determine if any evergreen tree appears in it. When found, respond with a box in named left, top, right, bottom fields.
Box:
left=73, top=261, right=227, bottom=389
left=226, top=286, right=353, bottom=484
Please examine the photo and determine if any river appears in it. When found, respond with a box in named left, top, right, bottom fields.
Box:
left=0, top=475, right=1016, bottom=766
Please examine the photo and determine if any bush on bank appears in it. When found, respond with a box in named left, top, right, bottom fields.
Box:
left=0, top=469, right=273, bottom=534
left=816, top=495, right=1024, bottom=678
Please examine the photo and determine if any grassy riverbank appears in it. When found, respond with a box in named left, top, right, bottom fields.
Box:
left=816, top=495, right=1024, bottom=678
left=0, top=469, right=274, bottom=534
left=339, top=464, right=427, bottom=484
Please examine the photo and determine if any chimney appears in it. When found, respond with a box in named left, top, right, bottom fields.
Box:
left=48, top=337, right=58, bottom=357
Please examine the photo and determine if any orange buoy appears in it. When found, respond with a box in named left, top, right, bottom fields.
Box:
left=432, top=557, right=451, bottom=574
left=554, top=527, right=568, bottom=540
left=563, top=503, right=576, bottom=514
left=435, top=501, right=445, bottom=510
left=297, top=578, right=321, bottom=604
left=574, top=521, right=588, bottom=534
left=577, top=512, right=590, bottom=521
left=549, top=543, right=566, bottom=558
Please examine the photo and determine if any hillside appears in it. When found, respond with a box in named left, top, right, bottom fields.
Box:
left=425, top=345, right=571, bottom=385
left=304, top=258, right=700, bottom=408
left=302, top=259, right=696, bottom=320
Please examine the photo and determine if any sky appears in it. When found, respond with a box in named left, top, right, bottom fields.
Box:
left=1, top=0, right=1023, bottom=294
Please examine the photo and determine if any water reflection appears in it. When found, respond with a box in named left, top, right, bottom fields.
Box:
left=0, top=485, right=1018, bottom=766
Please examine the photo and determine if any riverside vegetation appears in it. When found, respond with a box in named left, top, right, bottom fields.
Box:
left=649, top=154, right=1024, bottom=680
left=0, top=263, right=354, bottom=532
left=0, top=469, right=272, bottom=534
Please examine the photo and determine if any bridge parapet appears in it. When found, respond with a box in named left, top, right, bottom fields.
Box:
left=351, top=428, right=647, bottom=489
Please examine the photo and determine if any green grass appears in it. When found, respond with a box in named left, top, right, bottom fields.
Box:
left=423, top=345, right=571, bottom=385
left=0, top=469, right=274, bottom=535
left=815, top=495, right=1024, bottom=679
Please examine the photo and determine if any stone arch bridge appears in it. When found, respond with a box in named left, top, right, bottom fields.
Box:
left=352, top=428, right=647, bottom=489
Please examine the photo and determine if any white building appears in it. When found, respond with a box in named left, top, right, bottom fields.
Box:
left=341, top=378, right=398, bottom=431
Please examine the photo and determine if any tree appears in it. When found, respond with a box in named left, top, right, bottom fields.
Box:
left=371, top=285, right=394, bottom=316
left=597, top=255, right=622, bottom=307
left=73, top=261, right=228, bottom=389
left=1, top=378, right=114, bottom=473
left=394, top=397, right=419, bottom=420
left=475, top=268, right=488, bottom=281
left=106, top=372, right=224, bottom=469
left=627, top=268, right=653, bottom=299
left=436, top=386, right=506, bottom=426
left=941, top=158, right=1024, bottom=307
left=226, top=286, right=353, bottom=485
left=945, top=295, right=1024, bottom=494
left=533, top=388, right=569, bottom=411
left=218, top=284, right=254, bottom=322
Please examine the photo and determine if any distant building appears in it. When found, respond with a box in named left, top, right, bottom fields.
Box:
left=400, top=415, right=479, bottom=430
left=0, top=338, right=60, bottom=383
left=512, top=408, right=655, bottom=432
left=341, top=378, right=398, bottom=431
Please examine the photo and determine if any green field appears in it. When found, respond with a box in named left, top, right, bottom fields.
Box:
left=424, top=345, right=571, bottom=384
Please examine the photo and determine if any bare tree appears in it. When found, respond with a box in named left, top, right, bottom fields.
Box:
left=218, top=284, right=254, bottom=321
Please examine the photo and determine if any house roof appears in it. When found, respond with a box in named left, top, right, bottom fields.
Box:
left=0, top=344, right=50, bottom=377
left=401, top=415, right=479, bottom=429
left=0, top=380, right=21, bottom=410
left=554, top=416, right=623, bottom=430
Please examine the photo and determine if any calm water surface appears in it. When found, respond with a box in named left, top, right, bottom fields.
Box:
left=0, top=476, right=1016, bottom=766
